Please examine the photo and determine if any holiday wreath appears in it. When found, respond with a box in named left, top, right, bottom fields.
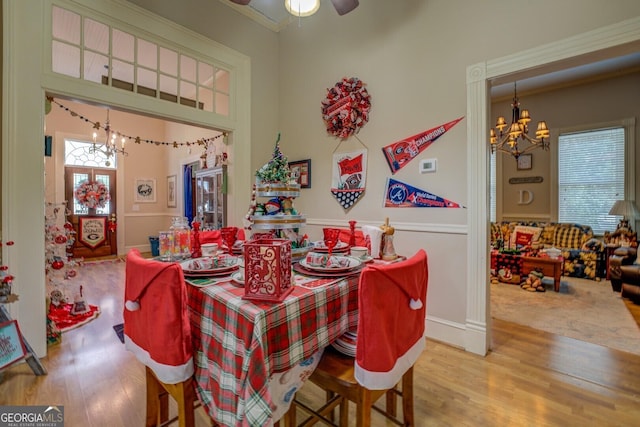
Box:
left=74, top=180, right=110, bottom=209
left=321, top=77, right=371, bottom=139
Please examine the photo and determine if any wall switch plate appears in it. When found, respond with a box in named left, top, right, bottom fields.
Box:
left=420, top=158, right=437, bottom=173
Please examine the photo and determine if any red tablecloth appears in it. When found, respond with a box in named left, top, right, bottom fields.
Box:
left=187, top=274, right=359, bottom=426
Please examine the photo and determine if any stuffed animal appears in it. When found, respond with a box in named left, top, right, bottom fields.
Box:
left=521, top=270, right=545, bottom=292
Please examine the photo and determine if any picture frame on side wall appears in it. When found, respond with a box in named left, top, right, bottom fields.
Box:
left=134, top=178, right=156, bottom=203
left=167, top=175, right=177, bottom=208
left=289, top=159, right=311, bottom=188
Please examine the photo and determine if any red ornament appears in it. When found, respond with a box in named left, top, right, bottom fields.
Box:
left=5, top=241, right=15, bottom=246
left=64, top=222, right=74, bottom=230
left=55, top=235, right=68, bottom=244
left=52, top=260, right=64, bottom=270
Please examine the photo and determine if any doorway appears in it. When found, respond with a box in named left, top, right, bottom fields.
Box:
left=64, top=166, right=117, bottom=259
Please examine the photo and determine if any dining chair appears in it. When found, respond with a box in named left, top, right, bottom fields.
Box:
left=285, top=249, right=429, bottom=426
left=123, top=248, right=199, bottom=427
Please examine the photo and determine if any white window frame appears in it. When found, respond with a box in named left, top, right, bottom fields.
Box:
left=550, top=118, right=636, bottom=232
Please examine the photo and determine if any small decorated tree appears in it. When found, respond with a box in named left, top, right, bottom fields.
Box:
left=255, top=134, right=291, bottom=184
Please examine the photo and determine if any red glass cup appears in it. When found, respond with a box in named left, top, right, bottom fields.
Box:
left=220, top=226, right=238, bottom=254
left=323, top=228, right=341, bottom=258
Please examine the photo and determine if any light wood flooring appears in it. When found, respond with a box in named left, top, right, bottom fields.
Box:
left=1, top=262, right=640, bottom=426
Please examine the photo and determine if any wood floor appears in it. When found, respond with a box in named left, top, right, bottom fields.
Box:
left=1, top=265, right=640, bottom=426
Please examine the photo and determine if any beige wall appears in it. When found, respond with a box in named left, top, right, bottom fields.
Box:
left=495, top=72, right=640, bottom=225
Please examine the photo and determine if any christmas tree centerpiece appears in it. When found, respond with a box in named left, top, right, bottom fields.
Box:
left=255, top=133, right=294, bottom=186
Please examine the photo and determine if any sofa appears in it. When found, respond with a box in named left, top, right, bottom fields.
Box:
left=491, top=221, right=606, bottom=280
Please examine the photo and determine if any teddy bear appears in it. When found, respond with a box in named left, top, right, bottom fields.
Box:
left=521, top=270, right=545, bottom=292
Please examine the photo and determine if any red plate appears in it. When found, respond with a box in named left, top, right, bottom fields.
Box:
left=293, top=262, right=363, bottom=278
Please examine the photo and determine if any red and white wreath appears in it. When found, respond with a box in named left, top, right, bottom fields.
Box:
left=74, top=180, right=110, bottom=209
left=321, top=77, right=371, bottom=139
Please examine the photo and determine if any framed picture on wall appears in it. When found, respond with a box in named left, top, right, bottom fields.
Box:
left=167, top=175, right=177, bottom=208
left=517, top=153, right=532, bottom=170
left=289, top=159, right=311, bottom=188
left=134, top=178, right=156, bottom=203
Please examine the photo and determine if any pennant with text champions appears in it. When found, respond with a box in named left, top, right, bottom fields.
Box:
left=384, top=178, right=464, bottom=208
left=331, top=149, right=367, bottom=210
left=382, top=116, right=464, bottom=174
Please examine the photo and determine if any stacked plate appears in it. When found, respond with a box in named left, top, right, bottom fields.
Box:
left=311, top=241, right=350, bottom=254
left=294, top=255, right=363, bottom=277
left=180, top=256, right=239, bottom=278
left=331, top=331, right=357, bottom=357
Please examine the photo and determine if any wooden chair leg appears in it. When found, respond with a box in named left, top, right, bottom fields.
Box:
left=386, top=387, right=398, bottom=418
left=339, top=397, right=349, bottom=426
left=146, top=366, right=165, bottom=426
left=175, top=381, right=196, bottom=427
left=356, top=389, right=373, bottom=427
left=402, top=367, right=415, bottom=425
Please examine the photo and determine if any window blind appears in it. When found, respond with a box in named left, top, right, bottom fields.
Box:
left=558, top=127, right=625, bottom=235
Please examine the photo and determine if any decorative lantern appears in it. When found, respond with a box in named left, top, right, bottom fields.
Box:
left=243, top=238, right=293, bottom=303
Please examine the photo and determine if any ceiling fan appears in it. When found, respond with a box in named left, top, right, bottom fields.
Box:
left=229, top=0, right=359, bottom=16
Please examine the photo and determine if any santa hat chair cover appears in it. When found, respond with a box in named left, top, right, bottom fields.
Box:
left=354, top=249, right=428, bottom=390
left=123, top=249, right=194, bottom=384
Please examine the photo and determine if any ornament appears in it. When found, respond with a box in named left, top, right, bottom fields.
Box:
left=54, top=235, right=68, bottom=244
left=52, top=259, right=65, bottom=270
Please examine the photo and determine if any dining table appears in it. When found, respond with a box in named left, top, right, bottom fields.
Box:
left=185, top=262, right=361, bottom=426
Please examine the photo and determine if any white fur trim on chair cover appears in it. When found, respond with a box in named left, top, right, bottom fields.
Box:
left=125, top=335, right=194, bottom=384
left=354, top=337, right=424, bottom=390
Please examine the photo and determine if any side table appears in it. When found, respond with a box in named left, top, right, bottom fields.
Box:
left=605, top=244, right=620, bottom=280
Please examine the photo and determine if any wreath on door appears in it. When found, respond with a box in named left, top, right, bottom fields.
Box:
left=74, top=180, right=110, bottom=209
left=321, top=77, right=371, bottom=139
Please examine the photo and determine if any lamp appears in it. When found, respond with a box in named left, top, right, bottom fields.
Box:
left=90, top=109, right=128, bottom=167
left=609, top=200, right=640, bottom=231
left=285, top=0, right=320, bottom=17
left=489, top=82, right=549, bottom=160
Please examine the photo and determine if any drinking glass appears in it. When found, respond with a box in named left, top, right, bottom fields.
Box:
left=323, top=228, right=341, bottom=258
left=220, top=226, right=238, bottom=254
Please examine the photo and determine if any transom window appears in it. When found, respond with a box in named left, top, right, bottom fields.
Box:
left=51, top=5, right=230, bottom=115
left=65, top=139, right=117, bottom=169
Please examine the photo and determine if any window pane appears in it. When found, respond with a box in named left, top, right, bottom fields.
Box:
left=65, top=140, right=117, bottom=169
left=137, top=67, right=157, bottom=92
left=160, top=75, right=178, bottom=96
left=215, top=92, right=229, bottom=117
left=216, top=68, right=230, bottom=93
left=112, top=59, right=134, bottom=86
left=199, top=88, right=214, bottom=112
left=180, top=55, right=197, bottom=82
left=52, top=7, right=80, bottom=44
left=95, top=174, right=111, bottom=215
left=160, top=47, right=178, bottom=76
left=137, top=39, right=157, bottom=69
left=112, top=29, right=134, bottom=62
left=73, top=173, right=90, bottom=215
left=84, top=51, right=108, bottom=84
left=52, top=41, right=80, bottom=78
left=558, top=127, right=625, bottom=235
left=198, top=62, right=214, bottom=87
left=84, top=18, right=109, bottom=54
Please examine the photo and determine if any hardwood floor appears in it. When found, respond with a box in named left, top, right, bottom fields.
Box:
left=1, top=264, right=640, bottom=426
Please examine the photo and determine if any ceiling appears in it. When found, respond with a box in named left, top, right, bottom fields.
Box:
left=219, top=1, right=640, bottom=99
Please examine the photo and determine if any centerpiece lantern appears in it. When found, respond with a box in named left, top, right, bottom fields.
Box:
left=243, top=238, right=293, bottom=303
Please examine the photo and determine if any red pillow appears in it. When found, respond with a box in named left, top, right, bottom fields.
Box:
left=515, top=231, right=534, bottom=247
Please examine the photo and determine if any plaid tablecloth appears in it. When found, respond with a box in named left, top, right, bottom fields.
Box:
left=186, top=275, right=359, bottom=426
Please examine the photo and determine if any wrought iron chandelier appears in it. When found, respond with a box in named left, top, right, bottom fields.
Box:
left=489, top=82, right=549, bottom=159
left=91, top=109, right=128, bottom=167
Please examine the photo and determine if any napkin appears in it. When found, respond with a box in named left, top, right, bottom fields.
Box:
left=305, top=253, right=350, bottom=268
left=362, top=225, right=383, bottom=259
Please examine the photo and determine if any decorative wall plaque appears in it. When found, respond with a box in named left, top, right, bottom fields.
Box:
left=509, top=176, right=543, bottom=184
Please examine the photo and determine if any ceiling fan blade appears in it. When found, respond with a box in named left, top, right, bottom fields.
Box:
left=329, top=0, right=359, bottom=15
left=228, top=0, right=251, bottom=5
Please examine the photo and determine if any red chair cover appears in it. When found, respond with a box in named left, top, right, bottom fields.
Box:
left=354, top=249, right=428, bottom=390
left=123, top=249, right=194, bottom=384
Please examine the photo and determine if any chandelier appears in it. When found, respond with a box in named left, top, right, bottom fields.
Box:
left=91, top=109, right=128, bottom=167
left=489, top=83, right=550, bottom=159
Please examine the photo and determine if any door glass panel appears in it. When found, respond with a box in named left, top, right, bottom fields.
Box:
left=95, top=174, right=111, bottom=215
left=73, top=173, right=90, bottom=215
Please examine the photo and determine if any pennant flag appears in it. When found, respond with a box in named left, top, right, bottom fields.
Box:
left=384, top=178, right=464, bottom=208
left=382, top=117, right=464, bottom=174
left=331, top=149, right=367, bottom=210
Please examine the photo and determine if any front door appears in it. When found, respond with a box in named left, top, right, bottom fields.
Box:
left=65, top=167, right=117, bottom=259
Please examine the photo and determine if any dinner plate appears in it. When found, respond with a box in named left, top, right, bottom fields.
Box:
left=180, top=256, right=238, bottom=275
left=183, top=266, right=239, bottom=278
left=293, top=262, right=364, bottom=278
left=299, top=256, right=362, bottom=273
left=230, top=271, right=245, bottom=287
left=311, top=241, right=350, bottom=253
